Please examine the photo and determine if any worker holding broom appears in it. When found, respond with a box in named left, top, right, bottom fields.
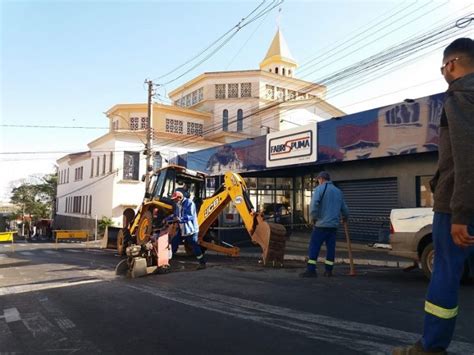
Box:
left=300, top=171, right=349, bottom=278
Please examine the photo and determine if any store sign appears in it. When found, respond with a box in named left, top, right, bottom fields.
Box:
left=266, top=123, right=317, bottom=168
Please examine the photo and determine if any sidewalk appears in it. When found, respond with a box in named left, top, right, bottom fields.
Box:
left=238, top=239, right=416, bottom=269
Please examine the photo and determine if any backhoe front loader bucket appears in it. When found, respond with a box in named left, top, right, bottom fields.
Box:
left=251, top=214, right=287, bottom=266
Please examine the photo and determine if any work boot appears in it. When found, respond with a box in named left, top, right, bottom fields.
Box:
left=392, top=341, right=446, bottom=355
left=196, top=263, right=206, bottom=270
left=323, top=270, right=333, bottom=277
left=299, top=270, right=317, bottom=278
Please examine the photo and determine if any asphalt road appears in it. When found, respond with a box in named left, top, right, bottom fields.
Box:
left=0, top=242, right=473, bottom=355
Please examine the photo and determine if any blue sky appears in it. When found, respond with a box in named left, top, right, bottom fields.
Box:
left=1, top=0, right=472, bottom=201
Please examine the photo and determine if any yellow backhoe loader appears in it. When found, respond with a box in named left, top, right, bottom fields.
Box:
left=113, top=165, right=286, bottom=277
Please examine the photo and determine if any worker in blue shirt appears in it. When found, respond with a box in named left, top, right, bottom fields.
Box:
left=300, top=171, right=349, bottom=278
left=169, top=190, right=206, bottom=270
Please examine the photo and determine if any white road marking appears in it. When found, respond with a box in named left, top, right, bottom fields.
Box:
left=127, top=285, right=474, bottom=355
left=55, top=317, right=76, bottom=330
left=42, top=250, right=58, bottom=254
left=0, top=279, right=102, bottom=296
left=1, top=308, right=21, bottom=323
left=19, top=251, right=34, bottom=256
left=22, top=312, right=55, bottom=338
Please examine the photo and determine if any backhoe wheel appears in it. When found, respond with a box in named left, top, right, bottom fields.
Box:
left=137, top=211, right=153, bottom=244
left=117, top=229, right=126, bottom=256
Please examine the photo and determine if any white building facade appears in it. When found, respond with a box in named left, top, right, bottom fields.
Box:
left=55, top=29, right=344, bottom=232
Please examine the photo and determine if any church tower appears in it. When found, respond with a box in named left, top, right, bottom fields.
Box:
left=259, top=29, right=297, bottom=77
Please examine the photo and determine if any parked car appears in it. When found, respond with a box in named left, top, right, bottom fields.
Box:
left=389, top=208, right=474, bottom=281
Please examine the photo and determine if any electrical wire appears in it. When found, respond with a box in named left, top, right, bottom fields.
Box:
left=150, top=14, right=472, bottom=151
left=155, top=1, right=283, bottom=86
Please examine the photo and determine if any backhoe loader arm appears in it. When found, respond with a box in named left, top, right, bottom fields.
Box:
left=197, top=172, right=287, bottom=264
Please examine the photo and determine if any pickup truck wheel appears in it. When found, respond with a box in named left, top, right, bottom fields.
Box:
left=421, top=242, right=435, bottom=280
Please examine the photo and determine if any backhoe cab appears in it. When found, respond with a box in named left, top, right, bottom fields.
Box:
left=115, top=165, right=286, bottom=277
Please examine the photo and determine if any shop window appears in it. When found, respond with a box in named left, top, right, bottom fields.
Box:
left=417, top=175, right=434, bottom=207
left=257, top=177, right=275, bottom=189
left=276, top=177, right=293, bottom=189
left=244, top=177, right=257, bottom=189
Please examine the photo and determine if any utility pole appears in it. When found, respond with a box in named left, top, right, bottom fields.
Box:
left=145, top=79, right=154, bottom=193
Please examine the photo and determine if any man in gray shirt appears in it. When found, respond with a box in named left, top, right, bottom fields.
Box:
left=393, top=38, right=474, bottom=355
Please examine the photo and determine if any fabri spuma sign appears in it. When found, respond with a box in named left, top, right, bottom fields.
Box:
left=266, top=123, right=317, bottom=168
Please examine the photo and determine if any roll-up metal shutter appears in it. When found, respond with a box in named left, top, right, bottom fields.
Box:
left=335, top=178, right=398, bottom=242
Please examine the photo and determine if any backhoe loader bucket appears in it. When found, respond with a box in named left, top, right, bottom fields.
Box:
left=251, top=214, right=287, bottom=266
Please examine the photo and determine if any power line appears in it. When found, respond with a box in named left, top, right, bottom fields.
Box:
left=163, top=1, right=457, bottom=140
left=153, top=0, right=268, bottom=82
left=152, top=14, right=472, bottom=151
left=154, top=1, right=283, bottom=86
left=1, top=124, right=108, bottom=129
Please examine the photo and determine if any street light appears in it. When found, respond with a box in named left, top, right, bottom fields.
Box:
left=279, top=119, right=301, bottom=126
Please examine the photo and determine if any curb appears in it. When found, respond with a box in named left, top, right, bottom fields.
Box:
left=239, top=252, right=415, bottom=269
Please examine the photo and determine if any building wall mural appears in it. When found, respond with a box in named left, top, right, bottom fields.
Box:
left=176, top=93, right=445, bottom=175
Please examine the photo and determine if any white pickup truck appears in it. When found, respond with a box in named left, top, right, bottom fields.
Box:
left=389, top=208, right=473, bottom=281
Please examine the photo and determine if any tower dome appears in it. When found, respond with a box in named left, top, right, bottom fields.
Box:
left=259, top=29, right=297, bottom=77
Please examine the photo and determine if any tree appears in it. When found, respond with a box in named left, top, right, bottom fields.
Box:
left=10, top=173, right=57, bottom=222
left=98, top=216, right=114, bottom=237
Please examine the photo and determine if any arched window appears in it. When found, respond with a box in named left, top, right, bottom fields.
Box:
left=288, top=69, right=292, bottom=76
left=269, top=68, right=272, bottom=72
left=237, top=109, right=243, bottom=132
left=223, top=109, right=228, bottom=131
left=275, top=67, right=279, bottom=74
left=282, top=68, right=286, bottom=76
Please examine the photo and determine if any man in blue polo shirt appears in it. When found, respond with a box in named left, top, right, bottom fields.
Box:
left=300, top=171, right=349, bottom=278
